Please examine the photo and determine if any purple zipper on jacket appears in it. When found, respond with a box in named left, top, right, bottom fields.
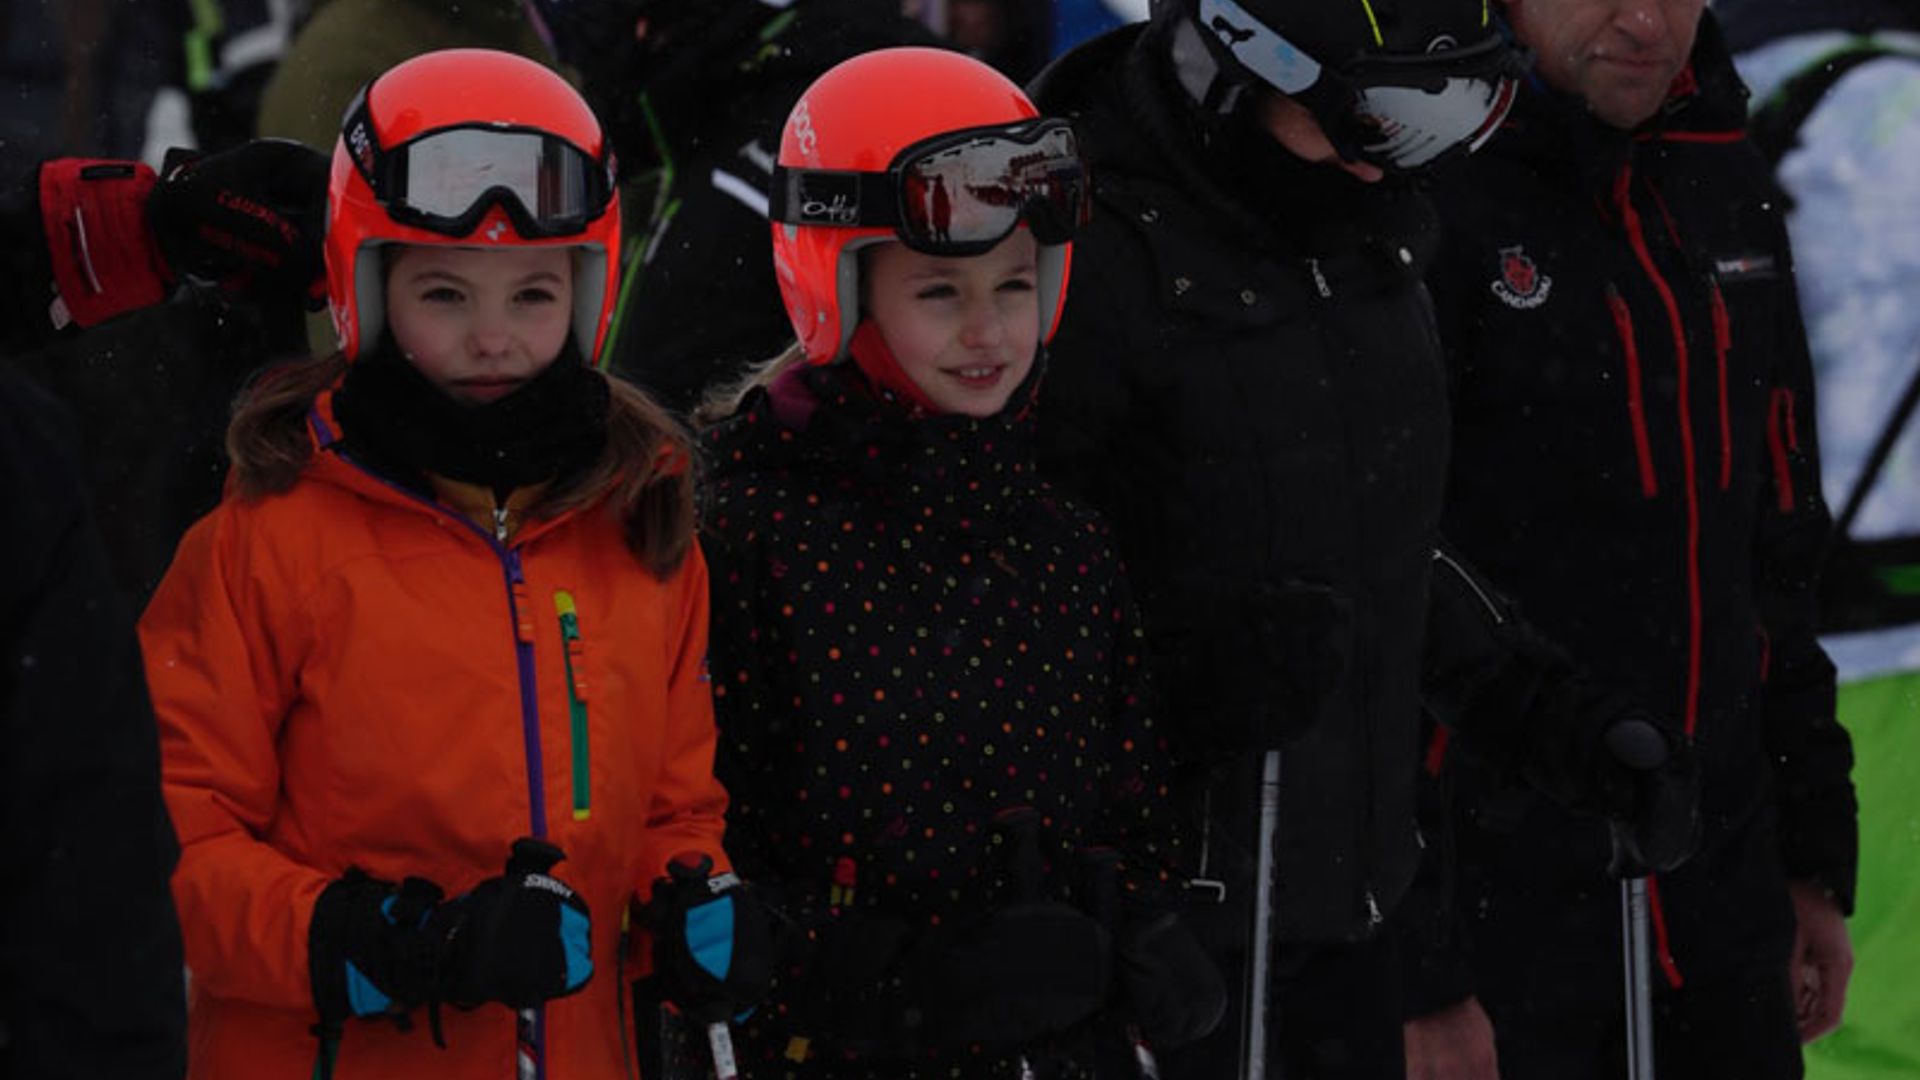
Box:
left=315, top=426, right=554, bottom=1079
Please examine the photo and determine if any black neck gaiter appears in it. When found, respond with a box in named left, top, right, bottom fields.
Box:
left=332, top=336, right=611, bottom=494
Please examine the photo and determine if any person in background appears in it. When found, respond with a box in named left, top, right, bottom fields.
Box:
left=523, top=0, right=936, bottom=413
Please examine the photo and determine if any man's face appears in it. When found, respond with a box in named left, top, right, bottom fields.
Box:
left=1503, top=0, right=1706, bottom=128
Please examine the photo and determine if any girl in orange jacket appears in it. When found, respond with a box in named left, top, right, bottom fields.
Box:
left=137, top=49, right=741, bottom=1080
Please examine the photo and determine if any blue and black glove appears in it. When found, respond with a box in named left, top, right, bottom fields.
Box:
left=432, top=838, right=594, bottom=1011
left=647, top=853, right=773, bottom=1024
left=309, top=871, right=445, bottom=1027
left=309, top=838, right=593, bottom=1038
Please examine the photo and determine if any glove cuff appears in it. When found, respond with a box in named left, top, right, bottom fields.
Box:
left=37, top=159, right=172, bottom=329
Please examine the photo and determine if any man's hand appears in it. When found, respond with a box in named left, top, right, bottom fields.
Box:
left=1404, top=995, right=1500, bottom=1080
left=1787, top=879, right=1853, bottom=1042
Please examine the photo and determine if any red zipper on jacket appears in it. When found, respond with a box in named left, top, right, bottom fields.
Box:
left=1606, top=287, right=1661, bottom=498
left=1709, top=281, right=1734, bottom=491
left=1614, top=163, right=1704, bottom=740
left=1767, top=387, right=1801, bottom=512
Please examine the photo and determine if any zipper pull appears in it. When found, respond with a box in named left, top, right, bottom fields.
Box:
left=493, top=504, right=510, bottom=544
left=1307, top=257, right=1332, bottom=299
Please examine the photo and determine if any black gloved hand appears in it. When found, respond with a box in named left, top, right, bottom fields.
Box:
left=431, top=838, right=595, bottom=1011
left=1601, top=715, right=1701, bottom=877
left=309, top=871, right=446, bottom=1027
left=905, top=898, right=1113, bottom=1051
left=146, top=138, right=326, bottom=305
left=1114, top=911, right=1227, bottom=1048
left=647, top=852, right=773, bottom=1024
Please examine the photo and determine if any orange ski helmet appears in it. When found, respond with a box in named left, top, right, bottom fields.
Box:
left=768, top=47, right=1089, bottom=363
left=324, top=48, right=621, bottom=360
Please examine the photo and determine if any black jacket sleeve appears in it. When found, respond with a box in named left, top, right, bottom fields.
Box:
left=0, top=372, right=186, bottom=1079
left=1753, top=241, right=1857, bottom=913
left=0, top=165, right=70, bottom=356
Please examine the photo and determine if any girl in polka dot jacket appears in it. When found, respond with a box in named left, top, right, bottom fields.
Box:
left=690, top=48, right=1227, bottom=1079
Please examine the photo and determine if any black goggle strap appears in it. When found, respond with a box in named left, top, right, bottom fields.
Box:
left=768, top=167, right=902, bottom=230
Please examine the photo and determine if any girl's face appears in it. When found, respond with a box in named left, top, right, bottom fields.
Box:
left=385, top=245, right=574, bottom=406
left=864, top=231, right=1041, bottom=418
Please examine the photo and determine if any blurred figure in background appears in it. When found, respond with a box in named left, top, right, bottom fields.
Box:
left=526, top=0, right=935, bottom=413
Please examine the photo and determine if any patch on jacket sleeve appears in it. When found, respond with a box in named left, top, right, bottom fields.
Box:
left=1711, top=253, right=1779, bottom=283
left=1491, top=245, right=1553, bottom=310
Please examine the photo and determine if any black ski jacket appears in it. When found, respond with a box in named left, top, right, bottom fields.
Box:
left=1031, top=24, right=1452, bottom=945
left=1417, top=16, right=1856, bottom=996
left=0, top=372, right=186, bottom=1079
left=601, top=0, right=936, bottom=413
left=700, top=360, right=1175, bottom=1068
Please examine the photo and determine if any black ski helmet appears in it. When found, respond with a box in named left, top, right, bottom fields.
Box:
left=1153, top=0, right=1526, bottom=172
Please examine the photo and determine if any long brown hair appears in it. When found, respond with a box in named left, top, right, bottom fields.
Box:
left=226, top=356, right=696, bottom=577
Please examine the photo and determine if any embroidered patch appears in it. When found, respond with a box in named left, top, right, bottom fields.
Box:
left=1491, top=245, right=1553, bottom=309
left=1712, top=253, right=1778, bottom=283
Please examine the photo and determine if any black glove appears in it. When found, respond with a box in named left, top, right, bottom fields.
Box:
left=904, top=807, right=1112, bottom=1051
left=146, top=138, right=326, bottom=305
left=309, top=871, right=446, bottom=1027
left=1114, top=911, right=1226, bottom=1048
left=308, top=839, right=592, bottom=1038
left=1600, top=714, right=1700, bottom=877
left=647, top=852, right=773, bottom=1024
left=431, top=838, right=594, bottom=1011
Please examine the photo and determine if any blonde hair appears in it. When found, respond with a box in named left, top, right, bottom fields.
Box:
left=690, top=341, right=811, bottom=429
left=225, top=355, right=696, bottom=577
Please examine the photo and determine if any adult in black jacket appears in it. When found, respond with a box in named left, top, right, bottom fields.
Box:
left=0, top=371, right=186, bottom=1079
left=1028, top=3, right=1559, bottom=1077
left=0, top=141, right=326, bottom=603
left=1403, top=5, right=1858, bottom=1078
left=527, top=0, right=937, bottom=413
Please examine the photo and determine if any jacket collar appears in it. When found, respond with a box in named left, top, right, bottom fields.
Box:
left=1487, top=12, right=1753, bottom=190
left=306, top=386, right=576, bottom=549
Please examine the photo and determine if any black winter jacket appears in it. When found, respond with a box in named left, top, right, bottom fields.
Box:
left=1032, top=24, right=1451, bottom=945
left=700, top=361, right=1174, bottom=1069
left=1418, top=17, right=1856, bottom=995
left=601, top=0, right=936, bottom=413
left=0, top=372, right=186, bottom=1079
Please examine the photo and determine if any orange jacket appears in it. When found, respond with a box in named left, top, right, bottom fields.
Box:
left=139, top=391, right=728, bottom=1080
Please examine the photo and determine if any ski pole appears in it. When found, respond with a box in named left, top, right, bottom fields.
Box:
left=1242, top=750, right=1282, bottom=1080
left=1621, top=877, right=1655, bottom=1080
left=706, top=1020, right=740, bottom=1080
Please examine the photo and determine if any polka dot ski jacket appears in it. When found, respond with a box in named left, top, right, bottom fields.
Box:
left=699, top=358, right=1179, bottom=1067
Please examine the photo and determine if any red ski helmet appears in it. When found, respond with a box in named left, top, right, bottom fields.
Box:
left=768, top=47, right=1088, bottom=363
left=324, top=48, right=621, bottom=360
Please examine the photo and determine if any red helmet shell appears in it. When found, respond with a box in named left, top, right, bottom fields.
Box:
left=772, top=47, right=1075, bottom=363
left=324, top=49, right=621, bottom=361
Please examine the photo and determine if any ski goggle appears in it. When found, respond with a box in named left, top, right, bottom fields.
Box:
left=340, top=89, right=616, bottom=239
left=769, top=118, right=1091, bottom=257
left=1197, top=0, right=1524, bottom=171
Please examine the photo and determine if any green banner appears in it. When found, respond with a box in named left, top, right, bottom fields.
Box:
left=1807, top=667, right=1920, bottom=1080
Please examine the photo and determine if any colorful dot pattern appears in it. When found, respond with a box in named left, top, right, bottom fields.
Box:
left=697, top=362, right=1175, bottom=1076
